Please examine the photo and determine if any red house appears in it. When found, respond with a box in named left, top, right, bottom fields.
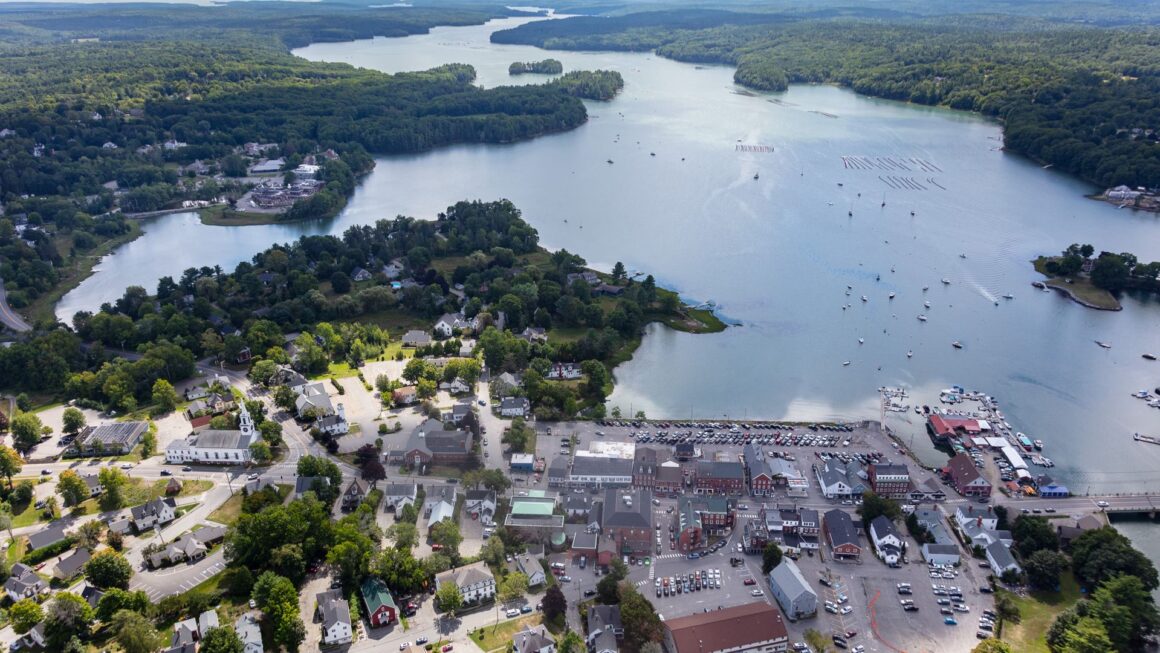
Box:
left=945, top=453, right=991, bottom=497
left=361, top=578, right=398, bottom=628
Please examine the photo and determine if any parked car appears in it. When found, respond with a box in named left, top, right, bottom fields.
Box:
left=416, top=637, right=429, bottom=645
left=743, top=578, right=756, bottom=586
left=160, top=470, right=172, bottom=476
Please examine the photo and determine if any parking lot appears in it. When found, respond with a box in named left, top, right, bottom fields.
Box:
left=530, top=419, right=996, bottom=653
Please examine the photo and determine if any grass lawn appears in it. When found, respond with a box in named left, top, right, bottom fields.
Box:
left=471, top=613, right=546, bottom=652
left=6, top=537, right=27, bottom=564
left=207, top=493, right=244, bottom=526
left=1001, top=571, right=1083, bottom=653
left=11, top=501, right=48, bottom=528
left=314, top=361, right=362, bottom=380
left=1032, top=256, right=1121, bottom=310
left=76, top=478, right=214, bottom=514
left=350, top=308, right=427, bottom=337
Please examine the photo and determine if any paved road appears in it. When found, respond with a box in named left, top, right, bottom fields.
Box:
left=0, top=278, right=31, bottom=332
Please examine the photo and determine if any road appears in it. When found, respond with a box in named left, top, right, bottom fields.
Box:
left=0, top=278, right=31, bottom=332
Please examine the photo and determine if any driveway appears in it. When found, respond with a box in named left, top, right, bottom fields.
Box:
left=131, top=549, right=227, bottom=601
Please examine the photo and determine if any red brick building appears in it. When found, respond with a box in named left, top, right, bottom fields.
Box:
left=868, top=463, right=911, bottom=499
left=945, top=453, right=992, bottom=497
left=633, top=448, right=659, bottom=489
left=676, top=496, right=735, bottom=552
left=694, top=461, right=745, bottom=496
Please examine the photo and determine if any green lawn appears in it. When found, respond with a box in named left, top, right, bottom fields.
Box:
left=471, top=613, right=545, bottom=653
left=75, top=478, right=214, bottom=514
left=1000, top=571, right=1082, bottom=653
left=11, top=501, right=49, bottom=528
left=6, top=538, right=27, bottom=564
left=207, top=494, right=244, bottom=526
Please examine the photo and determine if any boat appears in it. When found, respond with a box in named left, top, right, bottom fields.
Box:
left=1144, top=354, right=1157, bottom=361
left=924, top=301, right=931, bottom=308
left=1017, top=434, right=1034, bottom=451
left=837, top=182, right=844, bottom=187
left=1002, top=293, right=1014, bottom=299
left=914, top=406, right=921, bottom=414
left=607, top=159, right=614, bottom=164
left=959, top=254, right=966, bottom=259
left=917, top=315, right=928, bottom=322
left=1133, top=390, right=1150, bottom=399
left=754, top=172, right=759, bottom=180
left=907, top=350, right=913, bottom=358
left=888, top=292, right=896, bottom=299
left=910, top=210, right=915, bottom=216
left=861, top=295, right=868, bottom=302
left=1031, top=281, right=1046, bottom=289
left=1095, top=341, right=1112, bottom=349
left=952, top=341, right=963, bottom=349
left=1135, top=432, right=1160, bottom=446
left=858, top=338, right=864, bottom=344
left=941, top=278, right=951, bottom=285
left=650, top=152, right=656, bottom=156
left=842, top=361, right=851, bottom=366
left=922, top=286, right=929, bottom=292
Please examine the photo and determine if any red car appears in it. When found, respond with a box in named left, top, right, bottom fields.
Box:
left=431, top=544, right=443, bottom=551
left=743, top=578, right=756, bottom=586
left=443, top=646, right=454, bottom=652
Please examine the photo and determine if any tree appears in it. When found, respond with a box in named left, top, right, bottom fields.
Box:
left=399, top=502, right=418, bottom=524
left=972, top=640, right=1012, bottom=653
left=611, top=261, right=626, bottom=281
left=259, top=420, right=283, bottom=446
left=436, top=582, right=463, bottom=613
left=619, top=583, right=664, bottom=653
left=10, top=412, right=43, bottom=453
left=98, top=467, right=128, bottom=509
left=429, top=520, right=462, bottom=556
left=598, top=560, right=629, bottom=604
left=9, top=598, right=43, bottom=634
left=62, top=407, right=86, bottom=435
left=995, top=593, right=1021, bottom=624
left=1071, top=527, right=1159, bottom=591
left=374, top=548, right=427, bottom=595
left=857, top=491, right=901, bottom=526
left=480, top=537, right=505, bottom=567
left=500, top=572, right=528, bottom=605
left=762, top=542, right=784, bottom=575
left=152, top=379, right=178, bottom=413
left=542, top=585, right=567, bottom=621
left=57, top=470, right=89, bottom=506
left=327, top=540, right=371, bottom=589
left=250, top=359, right=278, bottom=385
left=388, top=522, right=418, bottom=550
left=249, top=440, right=272, bottom=463
left=558, top=631, right=585, bottom=653
left=362, top=459, right=386, bottom=482
left=111, top=609, right=164, bottom=653
left=140, top=431, right=157, bottom=458
left=76, top=519, right=105, bottom=549
left=1012, top=515, right=1059, bottom=558
left=1087, top=574, right=1160, bottom=652
left=95, top=588, right=151, bottom=622
left=1061, top=617, right=1114, bottom=653
left=251, top=572, right=304, bottom=651
left=44, top=592, right=95, bottom=649
left=199, top=626, right=244, bottom=653
left=85, top=550, right=133, bottom=589
left=804, top=629, right=831, bottom=653
left=0, top=445, right=22, bottom=489
left=1024, top=550, right=1067, bottom=590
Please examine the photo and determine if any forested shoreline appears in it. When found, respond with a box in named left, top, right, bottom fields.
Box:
left=492, top=10, right=1160, bottom=189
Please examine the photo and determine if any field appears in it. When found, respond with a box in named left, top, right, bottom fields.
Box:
left=1000, top=571, right=1082, bottom=653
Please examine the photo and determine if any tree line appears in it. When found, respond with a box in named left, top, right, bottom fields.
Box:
left=492, top=9, right=1160, bottom=188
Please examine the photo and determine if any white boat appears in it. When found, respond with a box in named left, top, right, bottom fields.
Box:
left=888, top=292, right=896, bottom=299
left=842, top=361, right=851, bottom=366
left=861, top=295, right=868, bottom=302
left=1095, top=341, right=1112, bottom=349
left=1002, top=294, right=1014, bottom=299
left=924, top=301, right=931, bottom=308
left=907, top=350, right=913, bottom=358
left=917, top=315, right=928, bottom=322
left=858, top=338, right=864, bottom=344
left=952, top=341, right=963, bottom=349
left=941, top=278, right=951, bottom=285
left=922, top=286, right=929, bottom=291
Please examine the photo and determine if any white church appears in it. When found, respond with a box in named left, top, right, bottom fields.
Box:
left=166, top=403, right=261, bottom=465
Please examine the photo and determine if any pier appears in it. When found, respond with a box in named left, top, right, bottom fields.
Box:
left=735, top=144, right=775, bottom=153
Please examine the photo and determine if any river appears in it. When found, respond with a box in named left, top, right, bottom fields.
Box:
left=56, top=15, right=1160, bottom=497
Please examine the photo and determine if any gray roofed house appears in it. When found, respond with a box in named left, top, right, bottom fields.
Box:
left=869, top=515, right=904, bottom=566
left=823, top=509, right=861, bottom=560
left=601, top=489, right=652, bottom=530
left=80, top=583, right=105, bottom=609
left=587, top=605, right=624, bottom=644
left=383, top=483, right=419, bottom=511
left=235, top=614, right=264, bottom=653
left=816, top=461, right=853, bottom=498
left=319, top=593, right=354, bottom=645
left=985, top=541, right=1021, bottom=576
left=572, top=531, right=599, bottom=552
left=130, top=497, right=177, bottom=531
left=295, top=476, right=331, bottom=499
left=27, top=522, right=69, bottom=551
left=53, top=547, right=91, bottom=580
left=172, top=617, right=198, bottom=648
left=767, top=558, right=817, bottom=620
left=514, top=624, right=556, bottom=653
left=4, top=563, right=46, bottom=602
left=500, top=397, right=531, bottom=417
left=402, top=330, right=432, bottom=348
left=921, top=543, right=961, bottom=565
left=197, top=609, right=219, bottom=638
left=547, top=456, right=569, bottom=487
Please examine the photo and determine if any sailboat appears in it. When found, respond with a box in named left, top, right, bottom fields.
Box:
left=754, top=172, right=759, bottom=180
left=917, top=314, right=928, bottom=322
left=924, top=300, right=931, bottom=308
left=881, top=192, right=886, bottom=208
left=848, top=201, right=854, bottom=217
left=888, top=292, right=896, bottom=299
left=842, top=361, right=851, bottom=366
left=858, top=338, right=864, bottom=344
left=907, top=350, right=913, bottom=358
left=952, top=341, right=963, bottom=349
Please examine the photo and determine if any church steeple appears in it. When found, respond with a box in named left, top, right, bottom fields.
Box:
left=238, top=401, right=254, bottom=437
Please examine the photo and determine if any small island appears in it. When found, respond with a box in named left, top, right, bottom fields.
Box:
left=1034, top=243, right=1160, bottom=311
left=509, top=59, right=564, bottom=75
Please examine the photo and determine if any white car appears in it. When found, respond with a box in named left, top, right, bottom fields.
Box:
left=750, top=589, right=763, bottom=597
left=839, top=606, right=853, bottom=615
left=506, top=609, right=520, bottom=618
left=1096, top=500, right=1110, bottom=508
left=400, top=643, right=411, bottom=650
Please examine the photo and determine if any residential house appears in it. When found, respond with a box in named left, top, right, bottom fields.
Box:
left=767, top=558, right=817, bottom=621
left=235, top=614, right=264, bottom=653
left=442, top=403, right=473, bottom=424
left=435, top=560, right=496, bottom=604
left=564, top=494, right=594, bottom=520
left=960, top=520, right=1013, bottom=549
left=383, top=483, right=418, bottom=512
left=130, top=497, right=177, bottom=531
left=352, top=267, right=373, bottom=282
left=434, top=313, right=476, bottom=337
left=587, top=605, right=624, bottom=649
left=907, top=477, right=947, bottom=503
left=72, top=421, right=149, bottom=456
left=465, top=490, right=497, bottom=524
left=295, top=382, right=336, bottom=418
left=4, top=564, right=46, bottom=602
left=500, top=397, right=531, bottom=418
left=295, top=476, right=331, bottom=500
left=198, top=610, right=219, bottom=639
left=518, top=327, right=548, bottom=344
left=822, top=510, right=861, bottom=561
left=172, top=618, right=199, bottom=649
left=27, top=522, right=70, bottom=551
left=516, top=553, right=547, bottom=587
left=316, top=405, right=350, bottom=437
left=397, top=418, right=474, bottom=468
left=402, top=330, right=433, bottom=348
left=146, top=526, right=226, bottom=568
left=361, top=577, right=398, bottom=628
left=317, top=591, right=354, bottom=645
left=545, top=363, right=582, bottom=380
left=868, top=515, right=904, bottom=566
left=53, top=547, right=91, bottom=580
left=694, top=460, right=745, bottom=495
left=662, top=602, right=789, bottom=653
left=914, top=508, right=955, bottom=546
left=985, top=541, right=1022, bottom=577
left=868, top=463, right=911, bottom=499
left=601, top=489, right=653, bottom=554
left=514, top=625, right=556, bottom=653
left=440, top=380, right=473, bottom=396
left=491, top=372, right=521, bottom=396
left=426, top=496, right=456, bottom=527
left=81, top=474, right=103, bottom=498
left=945, top=452, right=992, bottom=497
left=342, top=479, right=370, bottom=511
left=566, top=271, right=600, bottom=287
left=953, top=505, right=999, bottom=531
left=393, top=386, right=419, bottom=406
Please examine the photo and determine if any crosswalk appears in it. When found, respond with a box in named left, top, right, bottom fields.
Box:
left=654, top=553, right=684, bottom=561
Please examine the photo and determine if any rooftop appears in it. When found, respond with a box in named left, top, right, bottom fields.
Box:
left=664, top=601, right=787, bottom=653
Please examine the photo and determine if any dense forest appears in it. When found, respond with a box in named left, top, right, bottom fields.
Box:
left=510, top=59, right=564, bottom=75
left=0, top=200, right=695, bottom=418
left=0, top=4, right=625, bottom=319
left=492, top=10, right=1160, bottom=188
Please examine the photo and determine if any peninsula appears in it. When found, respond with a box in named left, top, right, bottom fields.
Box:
left=1034, top=243, right=1160, bottom=311
left=509, top=59, right=564, bottom=75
